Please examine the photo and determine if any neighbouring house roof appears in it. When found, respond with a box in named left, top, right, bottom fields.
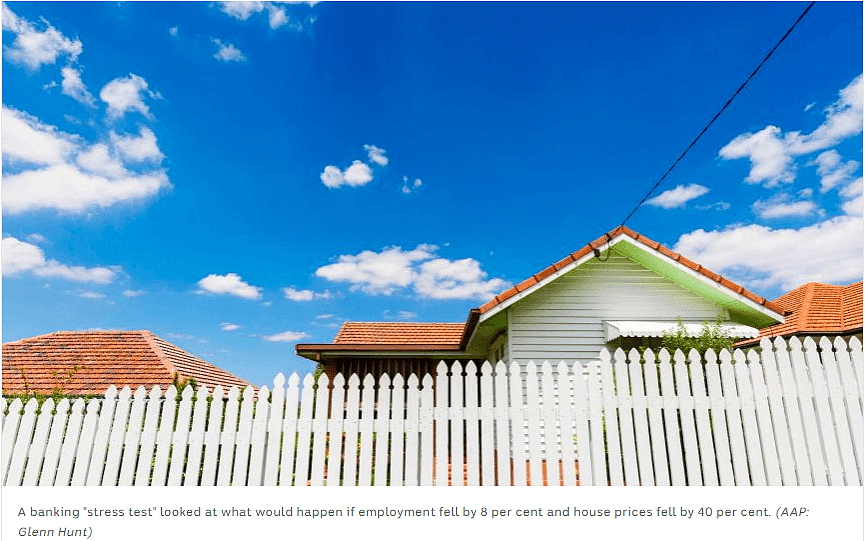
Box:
left=736, top=281, right=863, bottom=346
left=297, top=226, right=786, bottom=360
left=2, top=330, right=252, bottom=395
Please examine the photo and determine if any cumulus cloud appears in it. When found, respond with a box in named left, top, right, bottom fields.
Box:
left=197, top=273, right=262, bottom=300
left=168, top=26, right=178, bottom=37
left=212, top=38, right=246, bottom=62
left=320, top=160, right=374, bottom=188
left=315, top=244, right=510, bottom=300
left=673, top=216, right=863, bottom=291
left=364, top=144, right=389, bottom=166
left=812, top=150, right=861, bottom=193
left=60, top=66, right=95, bottom=106
left=1, top=3, right=82, bottom=70
left=122, top=289, right=145, bottom=297
left=1, top=106, right=171, bottom=214
left=263, top=330, right=310, bottom=342
left=2, top=237, right=118, bottom=283
left=402, top=176, right=422, bottom=194
left=216, top=1, right=309, bottom=30
left=645, top=183, right=709, bottom=209
left=220, top=322, right=241, bottom=331
left=282, top=286, right=332, bottom=301
left=719, top=74, right=863, bottom=187
left=751, top=196, right=818, bottom=220
left=99, top=74, right=159, bottom=119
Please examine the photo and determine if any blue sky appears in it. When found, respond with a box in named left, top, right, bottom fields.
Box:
left=2, top=2, right=862, bottom=386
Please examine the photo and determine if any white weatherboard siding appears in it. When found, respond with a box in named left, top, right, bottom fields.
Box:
left=507, top=252, right=729, bottom=370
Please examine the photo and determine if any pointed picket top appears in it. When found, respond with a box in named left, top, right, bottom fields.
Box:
left=509, top=360, right=521, bottom=376
left=465, top=360, right=477, bottom=377
left=104, top=385, right=117, bottom=400
left=833, top=335, right=851, bottom=352
left=556, top=360, right=569, bottom=377
left=40, top=398, right=56, bottom=416
left=436, top=360, right=449, bottom=377
left=181, top=385, right=194, bottom=400
left=56, top=398, right=70, bottom=414
left=719, top=348, right=732, bottom=363
left=288, top=372, right=300, bottom=388
left=211, top=385, right=224, bottom=400
left=760, top=336, right=774, bottom=352
left=613, top=347, right=627, bottom=364
left=658, top=348, right=670, bottom=363
left=705, top=348, right=718, bottom=363
left=408, top=373, right=419, bottom=388
left=818, top=335, right=833, bottom=352
left=332, top=373, right=345, bottom=389
left=227, top=386, right=240, bottom=401
left=318, top=372, right=330, bottom=388
left=164, top=385, right=178, bottom=401
left=599, top=347, right=612, bottom=363
left=71, top=398, right=85, bottom=414
left=849, top=335, right=862, bottom=352
left=133, top=386, right=147, bottom=400
left=85, top=398, right=100, bottom=414
left=772, top=335, right=789, bottom=353
left=196, top=385, right=209, bottom=401
left=643, top=348, right=656, bottom=363
left=379, top=372, right=391, bottom=390
left=392, top=373, right=404, bottom=389
left=301, top=372, right=315, bottom=390
left=362, top=373, right=375, bottom=390
left=525, top=360, right=537, bottom=376
left=788, top=335, right=804, bottom=353
left=627, top=347, right=640, bottom=363
left=421, top=373, right=433, bottom=389
left=273, top=373, right=286, bottom=389
left=149, top=386, right=162, bottom=399
left=746, top=348, right=760, bottom=364
left=242, top=386, right=256, bottom=401
left=688, top=348, right=702, bottom=364
left=118, top=386, right=132, bottom=400
left=24, top=397, right=39, bottom=414
left=733, top=348, right=746, bottom=364
left=673, top=348, right=686, bottom=365
left=480, top=361, right=493, bottom=377
left=802, top=336, right=818, bottom=353
left=258, top=386, right=270, bottom=403
left=348, top=373, right=360, bottom=388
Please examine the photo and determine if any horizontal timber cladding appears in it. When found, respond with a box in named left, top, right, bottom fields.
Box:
left=507, top=252, right=729, bottom=373
left=3, top=336, right=861, bottom=486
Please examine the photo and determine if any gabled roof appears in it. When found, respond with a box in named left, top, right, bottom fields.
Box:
left=334, top=322, right=465, bottom=346
left=2, top=330, right=252, bottom=395
left=478, top=225, right=784, bottom=316
left=737, top=281, right=863, bottom=346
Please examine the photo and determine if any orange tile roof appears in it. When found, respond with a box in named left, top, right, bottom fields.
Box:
left=737, top=281, right=863, bottom=346
left=478, top=225, right=784, bottom=315
left=2, top=330, right=252, bottom=395
left=333, top=322, right=465, bottom=346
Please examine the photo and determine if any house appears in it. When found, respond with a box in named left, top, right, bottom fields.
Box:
left=2, top=330, right=252, bottom=395
left=736, top=281, right=863, bottom=347
left=297, top=226, right=786, bottom=381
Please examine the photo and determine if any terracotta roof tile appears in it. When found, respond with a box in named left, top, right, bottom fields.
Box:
left=736, top=281, right=863, bottom=346
left=2, top=330, right=252, bottom=395
left=333, top=322, right=465, bottom=346
left=478, top=226, right=783, bottom=315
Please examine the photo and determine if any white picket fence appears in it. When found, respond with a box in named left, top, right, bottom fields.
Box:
left=2, top=336, right=862, bottom=486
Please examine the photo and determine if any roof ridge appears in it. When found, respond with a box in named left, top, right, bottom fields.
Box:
left=142, top=331, right=178, bottom=378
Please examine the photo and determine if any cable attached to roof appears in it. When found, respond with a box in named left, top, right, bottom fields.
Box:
left=619, top=1, right=815, bottom=228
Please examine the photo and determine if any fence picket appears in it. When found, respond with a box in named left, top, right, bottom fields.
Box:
left=118, top=387, right=148, bottom=486
left=434, top=361, right=449, bottom=486
left=773, top=337, right=812, bottom=485
left=760, top=338, right=796, bottom=485
left=788, top=337, right=827, bottom=486
left=705, top=350, right=734, bottom=486
left=658, top=350, right=685, bottom=486
left=419, top=374, right=434, bottom=486
left=479, top=362, right=496, bottom=486
left=373, top=374, right=392, bottom=487
left=167, top=386, right=195, bottom=487
left=357, top=373, right=376, bottom=486
left=719, top=350, right=750, bottom=486
left=341, top=375, right=360, bottom=487
left=689, top=349, right=717, bottom=486
left=525, top=362, right=543, bottom=486
left=403, top=374, right=420, bottom=487
left=1, top=398, right=23, bottom=484
left=247, top=386, right=271, bottom=486
left=673, top=349, right=701, bottom=486
left=390, top=374, right=406, bottom=487
left=587, top=362, right=607, bottom=486
left=183, top=385, right=211, bottom=486
left=85, top=386, right=117, bottom=486
left=451, top=362, right=466, bottom=486
left=599, top=349, right=623, bottom=486
left=628, top=349, right=654, bottom=486
left=733, top=350, right=764, bottom=486
left=7, top=398, right=38, bottom=486
left=71, top=399, right=101, bottom=486
left=216, top=387, right=240, bottom=486
left=151, top=386, right=178, bottom=486
left=200, top=386, right=224, bottom=486
left=38, top=398, right=70, bottom=487
left=802, top=338, right=843, bottom=486
left=509, top=361, right=527, bottom=486
left=613, top=350, right=638, bottom=485
left=831, top=336, right=864, bottom=484
left=55, top=399, right=85, bottom=486
left=295, top=375, right=316, bottom=487
left=263, top=375, right=286, bottom=486
left=279, top=375, right=301, bottom=486
left=464, top=362, right=481, bottom=487
left=325, top=374, right=346, bottom=487
left=494, top=361, right=511, bottom=487
left=102, top=386, right=133, bottom=486
left=540, top=362, right=560, bottom=486
left=643, top=350, right=669, bottom=486
left=557, top=362, right=579, bottom=487
left=22, top=398, right=55, bottom=486
left=311, top=377, right=331, bottom=486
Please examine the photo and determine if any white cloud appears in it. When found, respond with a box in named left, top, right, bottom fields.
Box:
left=26, top=233, right=47, bottom=244
left=3, top=164, right=170, bottom=214
left=197, top=273, right=262, bottom=300
left=218, top=1, right=265, bottom=20
left=2, top=237, right=117, bottom=283
left=364, top=144, right=389, bottom=166
left=1, top=106, right=171, bottom=214
left=282, top=286, right=332, bottom=301
left=397, top=310, right=417, bottom=320
left=168, top=26, right=178, bottom=37
left=1, top=3, right=82, bottom=70
left=804, top=102, right=816, bottom=112
left=751, top=198, right=818, bottom=219
left=267, top=6, right=289, bottom=29
left=695, top=201, right=731, bottom=211
left=220, top=322, right=241, bottom=331
left=77, top=291, right=105, bottom=299
left=212, top=38, right=247, bottom=62
left=402, top=176, right=422, bottom=194
left=122, top=289, right=145, bottom=297
left=216, top=1, right=308, bottom=30
left=673, top=215, right=863, bottom=291
left=61, top=66, right=95, bottom=106
left=110, top=128, right=164, bottom=163
left=645, top=183, right=709, bottom=209
left=812, top=150, right=861, bottom=193
left=719, top=74, right=863, bottom=187
left=99, top=74, right=157, bottom=119
left=320, top=160, right=374, bottom=188
left=263, top=330, right=310, bottom=342
left=1, top=106, right=79, bottom=166
left=315, top=244, right=511, bottom=300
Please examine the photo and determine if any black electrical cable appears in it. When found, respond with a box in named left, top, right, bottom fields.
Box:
left=619, top=1, right=815, bottom=228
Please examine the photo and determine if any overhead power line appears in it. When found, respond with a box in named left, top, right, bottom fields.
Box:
left=619, top=1, right=816, bottom=228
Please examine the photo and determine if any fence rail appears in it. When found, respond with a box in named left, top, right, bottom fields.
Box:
left=2, top=336, right=862, bottom=486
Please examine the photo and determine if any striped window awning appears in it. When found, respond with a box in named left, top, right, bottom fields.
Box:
left=603, top=320, right=759, bottom=342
